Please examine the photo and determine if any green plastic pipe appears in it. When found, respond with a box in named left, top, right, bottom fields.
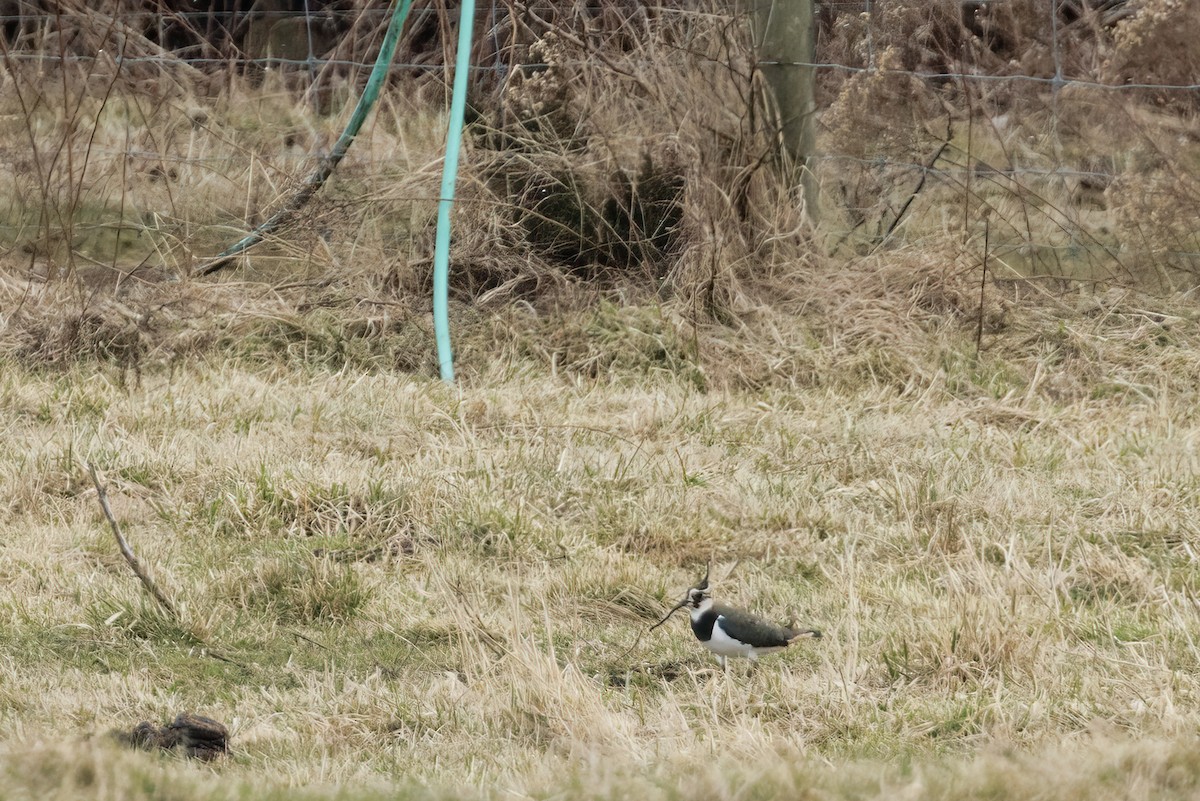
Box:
left=195, top=0, right=414, bottom=277
left=432, top=0, right=476, bottom=383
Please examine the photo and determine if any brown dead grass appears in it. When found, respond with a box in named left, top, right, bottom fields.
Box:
left=5, top=5, right=1200, bottom=799
left=4, top=278, right=1200, bottom=798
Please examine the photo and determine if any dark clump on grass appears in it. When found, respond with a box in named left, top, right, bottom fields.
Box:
left=481, top=138, right=686, bottom=282
left=113, top=713, right=229, bottom=761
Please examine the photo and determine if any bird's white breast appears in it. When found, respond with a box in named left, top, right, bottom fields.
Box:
left=704, top=616, right=757, bottom=658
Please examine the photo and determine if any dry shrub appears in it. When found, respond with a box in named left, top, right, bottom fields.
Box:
left=1107, top=168, right=1200, bottom=284
left=816, top=4, right=967, bottom=246
left=817, top=0, right=1127, bottom=87
left=1, top=0, right=207, bottom=89
left=819, top=46, right=949, bottom=242
left=1099, top=103, right=1200, bottom=285
left=0, top=3, right=196, bottom=281
left=961, top=0, right=1129, bottom=79
left=395, top=2, right=813, bottom=318
left=823, top=48, right=947, bottom=164
left=812, top=1, right=1153, bottom=264
left=680, top=245, right=1012, bottom=393
left=685, top=240, right=1200, bottom=402
left=817, top=1, right=972, bottom=84
left=1104, top=0, right=1200, bottom=109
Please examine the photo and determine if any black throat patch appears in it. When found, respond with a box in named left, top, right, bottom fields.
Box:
left=690, top=610, right=718, bottom=642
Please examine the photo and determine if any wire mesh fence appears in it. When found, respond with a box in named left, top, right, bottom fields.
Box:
left=810, top=0, right=1200, bottom=289
left=0, top=1, right=1197, bottom=289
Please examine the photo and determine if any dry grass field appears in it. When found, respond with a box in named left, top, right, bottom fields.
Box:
left=4, top=2, right=1200, bottom=799
left=5, top=265, right=1200, bottom=799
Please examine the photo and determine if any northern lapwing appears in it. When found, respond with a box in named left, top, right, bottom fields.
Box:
left=651, top=565, right=821, bottom=667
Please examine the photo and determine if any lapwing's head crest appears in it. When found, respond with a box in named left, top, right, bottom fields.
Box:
left=648, top=562, right=715, bottom=632
left=686, top=563, right=712, bottom=609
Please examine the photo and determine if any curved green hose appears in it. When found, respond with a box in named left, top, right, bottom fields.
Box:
left=432, top=0, right=476, bottom=383
left=195, top=0, right=414, bottom=277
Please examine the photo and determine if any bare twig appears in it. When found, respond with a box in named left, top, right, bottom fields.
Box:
left=879, top=118, right=952, bottom=248
left=85, top=461, right=255, bottom=672
left=85, top=461, right=178, bottom=619
left=976, top=218, right=989, bottom=358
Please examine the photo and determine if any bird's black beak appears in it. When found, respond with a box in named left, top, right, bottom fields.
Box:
left=649, top=562, right=712, bottom=632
